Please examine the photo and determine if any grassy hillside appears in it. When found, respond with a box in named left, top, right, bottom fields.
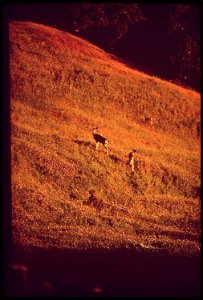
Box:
left=10, top=21, right=201, bottom=256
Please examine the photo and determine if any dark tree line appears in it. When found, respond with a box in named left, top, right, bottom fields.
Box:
left=168, top=4, right=200, bottom=89
left=5, top=3, right=200, bottom=91
left=67, top=3, right=146, bottom=46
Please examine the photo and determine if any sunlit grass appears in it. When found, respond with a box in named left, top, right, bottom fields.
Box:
left=10, top=21, right=200, bottom=256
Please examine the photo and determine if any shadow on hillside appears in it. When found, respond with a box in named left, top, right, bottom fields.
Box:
left=109, top=153, right=124, bottom=164
left=138, top=217, right=200, bottom=242
left=73, top=140, right=126, bottom=165
left=4, top=246, right=200, bottom=297
left=73, top=139, right=93, bottom=148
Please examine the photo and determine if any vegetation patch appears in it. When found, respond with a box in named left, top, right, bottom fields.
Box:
left=10, top=21, right=200, bottom=256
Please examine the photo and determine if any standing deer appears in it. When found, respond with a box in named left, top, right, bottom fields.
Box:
left=128, top=148, right=138, bottom=172
left=93, top=127, right=109, bottom=155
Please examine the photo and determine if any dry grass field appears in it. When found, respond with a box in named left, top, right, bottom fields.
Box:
left=6, top=19, right=202, bottom=297
left=10, top=21, right=201, bottom=258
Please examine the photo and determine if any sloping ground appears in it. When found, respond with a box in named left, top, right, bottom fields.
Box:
left=10, top=21, right=201, bottom=256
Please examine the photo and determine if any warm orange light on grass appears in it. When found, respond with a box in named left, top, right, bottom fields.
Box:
left=10, top=21, right=200, bottom=256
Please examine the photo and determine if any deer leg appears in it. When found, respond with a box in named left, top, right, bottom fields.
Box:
left=96, top=142, right=99, bottom=151
left=130, top=159, right=135, bottom=171
left=104, top=140, right=109, bottom=155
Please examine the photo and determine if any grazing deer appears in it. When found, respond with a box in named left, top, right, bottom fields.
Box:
left=93, top=127, right=109, bottom=155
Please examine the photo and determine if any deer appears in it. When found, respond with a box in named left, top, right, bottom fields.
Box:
left=93, top=127, right=109, bottom=155
left=128, top=148, right=138, bottom=172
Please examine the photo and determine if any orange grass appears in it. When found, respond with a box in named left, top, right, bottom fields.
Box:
left=10, top=21, right=201, bottom=256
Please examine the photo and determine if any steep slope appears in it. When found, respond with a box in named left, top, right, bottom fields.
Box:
left=10, top=21, right=200, bottom=256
